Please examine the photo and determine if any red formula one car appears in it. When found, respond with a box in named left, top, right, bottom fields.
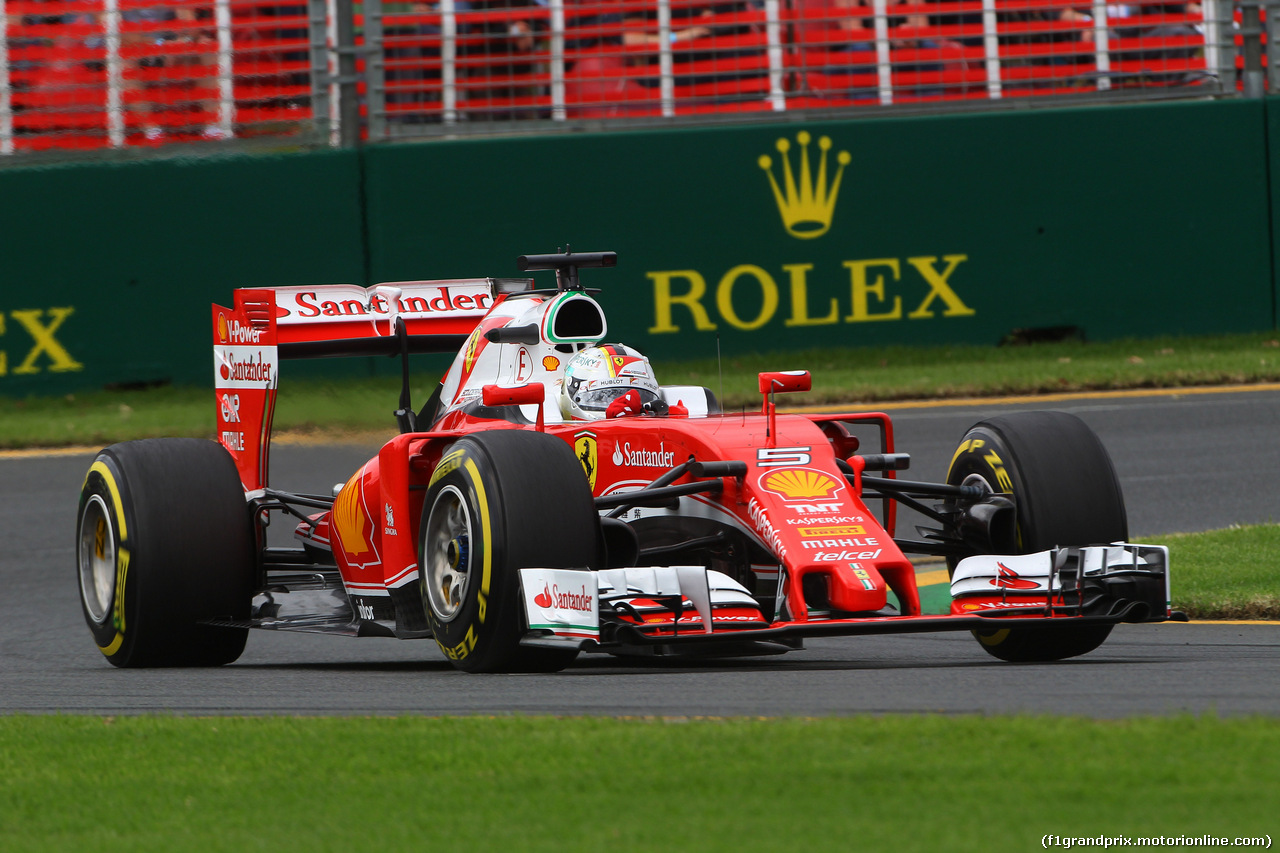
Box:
left=76, top=251, right=1174, bottom=672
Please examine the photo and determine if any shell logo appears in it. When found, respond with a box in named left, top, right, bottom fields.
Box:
left=758, top=468, right=844, bottom=501
left=332, top=472, right=369, bottom=556
left=217, top=312, right=229, bottom=344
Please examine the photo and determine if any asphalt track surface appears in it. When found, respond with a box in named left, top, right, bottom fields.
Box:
left=4, top=387, right=1279, bottom=716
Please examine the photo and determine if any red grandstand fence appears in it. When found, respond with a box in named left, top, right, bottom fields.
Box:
left=358, top=0, right=1235, bottom=135
left=1, top=0, right=321, bottom=152
left=1236, top=0, right=1274, bottom=95
left=0, top=0, right=1258, bottom=153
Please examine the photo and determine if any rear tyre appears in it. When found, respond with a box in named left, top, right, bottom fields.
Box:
left=420, top=430, right=599, bottom=673
left=947, top=411, right=1128, bottom=662
left=76, top=438, right=254, bottom=667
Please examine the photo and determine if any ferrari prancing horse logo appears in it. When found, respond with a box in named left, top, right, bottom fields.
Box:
left=574, top=430, right=597, bottom=490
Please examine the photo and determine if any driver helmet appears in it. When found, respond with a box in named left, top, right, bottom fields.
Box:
left=559, top=344, right=664, bottom=420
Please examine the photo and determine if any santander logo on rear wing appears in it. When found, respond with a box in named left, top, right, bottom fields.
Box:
left=212, top=279, right=526, bottom=491
left=274, top=280, right=497, bottom=340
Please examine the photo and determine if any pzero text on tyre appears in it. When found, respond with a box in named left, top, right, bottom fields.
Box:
left=76, top=438, right=254, bottom=667
left=947, top=411, right=1128, bottom=662
left=419, top=429, right=600, bottom=673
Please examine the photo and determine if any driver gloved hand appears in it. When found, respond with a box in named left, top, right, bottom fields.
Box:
left=606, top=389, right=645, bottom=418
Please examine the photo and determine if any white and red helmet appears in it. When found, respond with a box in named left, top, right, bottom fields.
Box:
left=559, top=344, right=663, bottom=420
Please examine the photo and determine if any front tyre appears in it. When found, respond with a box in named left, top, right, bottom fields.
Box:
left=947, top=411, right=1128, bottom=662
left=420, top=430, right=600, bottom=673
left=76, top=438, right=254, bottom=667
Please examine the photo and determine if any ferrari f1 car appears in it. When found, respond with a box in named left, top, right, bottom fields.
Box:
left=76, top=250, right=1175, bottom=672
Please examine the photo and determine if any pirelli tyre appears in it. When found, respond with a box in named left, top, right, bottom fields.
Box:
left=420, top=430, right=600, bottom=673
left=76, top=438, right=254, bottom=667
left=947, top=411, right=1129, bottom=663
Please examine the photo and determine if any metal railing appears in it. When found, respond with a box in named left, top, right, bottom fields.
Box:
left=3, top=0, right=317, bottom=153
left=334, top=0, right=1244, bottom=140
left=0, top=0, right=1263, bottom=154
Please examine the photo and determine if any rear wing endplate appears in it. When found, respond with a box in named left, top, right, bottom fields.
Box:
left=212, top=279, right=521, bottom=491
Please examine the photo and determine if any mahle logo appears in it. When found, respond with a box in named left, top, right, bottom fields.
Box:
left=758, top=131, right=851, bottom=240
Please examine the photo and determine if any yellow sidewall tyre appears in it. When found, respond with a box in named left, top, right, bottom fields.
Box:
left=76, top=439, right=253, bottom=667
left=947, top=412, right=1127, bottom=663
left=420, top=430, right=600, bottom=673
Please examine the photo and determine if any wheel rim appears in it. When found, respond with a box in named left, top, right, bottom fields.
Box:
left=960, top=472, right=997, bottom=495
left=78, top=495, right=116, bottom=624
left=424, top=485, right=473, bottom=622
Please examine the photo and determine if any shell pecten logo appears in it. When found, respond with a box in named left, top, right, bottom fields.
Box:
left=332, top=472, right=369, bottom=556
left=758, top=467, right=844, bottom=501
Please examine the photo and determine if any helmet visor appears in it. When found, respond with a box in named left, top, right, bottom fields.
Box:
left=577, top=386, right=663, bottom=413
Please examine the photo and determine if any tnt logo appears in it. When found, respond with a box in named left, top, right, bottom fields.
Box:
left=0, top=308, right=82, bottom=376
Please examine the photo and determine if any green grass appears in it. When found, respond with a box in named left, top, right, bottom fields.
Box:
left=5, top=331, right=1280, bottom=449
left=666, top=331, right=1280, bottom=408
left=911, top=525, right=1280, bottom=621
left=1, top=715, right=1276, bottom=852
left=1151, top=524, right=1280, bottom=620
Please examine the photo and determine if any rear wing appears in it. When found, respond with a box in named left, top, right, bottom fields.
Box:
left=212, top=279, right=526, bottom=491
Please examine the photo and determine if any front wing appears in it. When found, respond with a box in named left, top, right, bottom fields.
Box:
left=517, top=544, right=1172, bottom=656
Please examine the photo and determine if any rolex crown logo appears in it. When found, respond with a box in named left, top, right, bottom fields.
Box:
left=758, top=131, right=851, bottom=240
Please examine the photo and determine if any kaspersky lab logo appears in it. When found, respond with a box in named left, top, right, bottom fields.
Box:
left=758, top=131, right=851, bottom=240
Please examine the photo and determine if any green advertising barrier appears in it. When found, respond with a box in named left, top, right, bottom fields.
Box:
left=0, top=149, right=368, bottom=398
left=1268, top=95, right=1280, bottom=324
left=2, top=97, right=1276, bottom=398
left=363, top=97, right=1275, bottom=361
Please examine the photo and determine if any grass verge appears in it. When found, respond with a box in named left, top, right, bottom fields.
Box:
left=1150, top=524, right=1280, bottom=620
left=4, top=331, right=1280, bottom=449
left=662, top=331, right=1280, bottom=407
left=1, top=715, right=1276, bottom=852
left=910, top=525, right=1280, bottom=620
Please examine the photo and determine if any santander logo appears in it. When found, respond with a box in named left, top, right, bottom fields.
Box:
left=612, top=441, right=676, bottom=469
left=990, top=562, right=1041, bottom=590
left=533, top=583, right=592, bottom=612
left=218, top=351, right=272, bottom=383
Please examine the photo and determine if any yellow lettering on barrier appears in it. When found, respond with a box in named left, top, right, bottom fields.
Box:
left=716, top=265, right=778, bottom=331
left=648, top=271, right=717, bottom=333
left=906, top=255, right=975, bottom=318
left=0, top=314, right=6, bottom=375
left=648, top=257, right=973, bottom=334
left=783, top=263, right=838, bottom=327
left=7, top=308, right=83, bottom=375
left=844, top=259, right=902, bottom=322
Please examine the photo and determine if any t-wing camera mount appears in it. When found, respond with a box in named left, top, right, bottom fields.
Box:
left=516, top=249, right=618, bottom=292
